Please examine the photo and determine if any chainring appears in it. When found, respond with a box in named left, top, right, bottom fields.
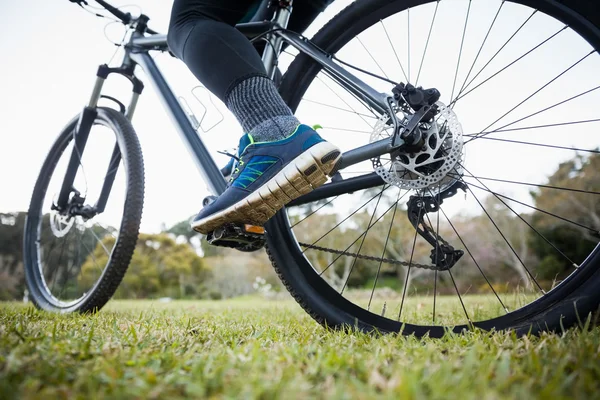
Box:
left=371, top=102, right=464, bottom=192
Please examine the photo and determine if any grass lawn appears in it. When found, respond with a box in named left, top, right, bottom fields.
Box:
left=1, top=297, right=599, bottom=399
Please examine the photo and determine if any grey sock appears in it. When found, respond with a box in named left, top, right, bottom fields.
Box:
left=226, top=76, right=300, bottom=142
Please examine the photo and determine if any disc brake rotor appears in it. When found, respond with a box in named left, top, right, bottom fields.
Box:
left=50, top=212, right=75, bottom=238
left=371, top=102, right=465, bottom=192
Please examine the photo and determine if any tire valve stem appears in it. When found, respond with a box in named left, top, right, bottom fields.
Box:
left=381, top=302, right=387, bottom=318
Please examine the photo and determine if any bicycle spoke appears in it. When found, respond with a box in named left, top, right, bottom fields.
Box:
left=452, top=176, right=599, bottom=253
left=429, top=206, right=441, bottom=323
left=466, top=86, right=600, bottom=139
left=415, top=1, right=439, bottom=86
left=320, top=126, right=375, bottom=135
left=449, top=0, right=472, bottom=106
left=80, top=234, right=104, bottom=276
left=42, top=234, right=59, bottom=270
left=397, top=203, right=422, bottom=321
left=280, top=0, right=600, bottom=330
left=103, top=153, right=122, bottom=180
left=290, top=196, right=339, bottom=228
left=302, top=99, right=378, bottom=119
left=428, top=188, right=509, bottom=313
left=463, top=135, right=600, bottom=154
left=75, top=224, right=83, bottom=292
left=316, top=75, right=376, bottom=129
left=356, top=36, right=389, bottom=80
left=380, top=19, right=408, bottom=82
left=94, top=222, right=117, bottom=239
left=72, top=137, right=90, bottom=198
left=407, top=7, right=411, bottom=82
left=452, top=25, right=567, bottom=108
left=50, top=238, right=69, bottom=294
left=333, top=56, right=398, bottom=85
left=463, top=178, right=577, bottom=268
left=453, top=1, right=504, bottom=102
left=451, top=9, right=538, bottom=104
left=455, top=173, right=600, bottom=196
left=368, top=192, right=401, bottom=311
left=318, top=191, right=408, bottom=277
left=89, top=227, right=111, bottom=257
left=468, top=49, right=593, bottom=138
left=433, top=270, right=438, bottom=323
left=447, top=267, right=471, bottom=324
left=465, top=183, right=544, bottom=292
left=325, top=74, right=383, bottom=121
left=340, top=188, right=387, bottom=294
left=463, top=117, right=600, bottom=138
left=305, top=185, right=390, bottom=252
left=58, top=225, right=83, bottom=298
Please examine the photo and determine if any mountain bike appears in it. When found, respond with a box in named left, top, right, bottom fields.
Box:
left=24, top=0, right=600, bottom=338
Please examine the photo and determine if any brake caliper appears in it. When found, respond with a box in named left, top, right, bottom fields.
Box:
left=406, top=181, right=467, bottom=270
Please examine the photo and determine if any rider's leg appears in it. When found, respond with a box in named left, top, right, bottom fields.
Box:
left=167, top=0, right=341, bottom=234
left=168, top=0, right=298, bottom=142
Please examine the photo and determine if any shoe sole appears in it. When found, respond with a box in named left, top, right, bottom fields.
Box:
left=192, top=141, right=342, bottom=234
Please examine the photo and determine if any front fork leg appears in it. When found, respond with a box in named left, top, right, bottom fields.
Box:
left=94, top=144, right=121, bottom=214
left=55, top=106, right=98, bottom=212
left=54, top=64, right=142, bottom=216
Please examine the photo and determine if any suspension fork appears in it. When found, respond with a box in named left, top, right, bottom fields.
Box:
left=55, top=64, right=144, bottom=215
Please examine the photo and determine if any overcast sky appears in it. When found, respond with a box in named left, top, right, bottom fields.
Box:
left=2, top=0, right=599, bottom=234
left=0, top=0, right=354, bottom=233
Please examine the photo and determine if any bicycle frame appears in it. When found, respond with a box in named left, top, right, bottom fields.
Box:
left=57, top=1, right=399, bottom=213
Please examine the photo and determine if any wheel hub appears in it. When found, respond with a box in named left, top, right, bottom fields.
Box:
left=371, top=102, right=465, bottom=192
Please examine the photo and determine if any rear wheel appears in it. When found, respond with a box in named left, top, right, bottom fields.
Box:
left=23, top=107, right=144, bottom=313
left=268, top=0, right=600, bottom=336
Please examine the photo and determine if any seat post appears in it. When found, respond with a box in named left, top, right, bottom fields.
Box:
left=261, top=0, right=293, bottom=79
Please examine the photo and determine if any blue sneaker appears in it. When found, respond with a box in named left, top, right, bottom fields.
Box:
left=191, top=124, right=341, bottom=234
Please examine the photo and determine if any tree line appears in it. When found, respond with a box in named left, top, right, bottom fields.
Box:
left=1, top=152, right=598, bottom=300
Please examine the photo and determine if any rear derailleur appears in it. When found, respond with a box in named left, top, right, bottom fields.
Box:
left=406, top=181, right=467, bottom=270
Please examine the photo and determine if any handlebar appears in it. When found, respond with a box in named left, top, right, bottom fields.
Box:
left=70, top=0, right=158, bottom=35
left=95, top=0, right=132, bottom=24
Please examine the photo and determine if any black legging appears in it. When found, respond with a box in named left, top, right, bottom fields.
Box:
left=167, top=0, right=332, bottom=103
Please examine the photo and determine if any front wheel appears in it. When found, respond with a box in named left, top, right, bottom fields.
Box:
left=23, top=107, right=144, bottom=313
left=269, top=0, right=600, bottom=337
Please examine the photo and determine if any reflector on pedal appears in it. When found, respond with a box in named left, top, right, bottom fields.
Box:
left=244, top=224, right=265, bottom=234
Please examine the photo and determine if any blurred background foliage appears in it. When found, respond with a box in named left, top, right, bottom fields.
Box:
left=1, top=152, right=599, bottom=300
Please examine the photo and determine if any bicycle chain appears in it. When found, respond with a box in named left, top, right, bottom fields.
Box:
left=298, top=242, right=448, bottom=271
left=296, top=197, right=456, bottom=272
left=214, top=228, right=450, bottom=271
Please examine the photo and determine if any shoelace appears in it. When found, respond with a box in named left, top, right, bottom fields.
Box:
left=217, top=149, right=240, bottom=162
left=218, top=150, right=245, bottom=184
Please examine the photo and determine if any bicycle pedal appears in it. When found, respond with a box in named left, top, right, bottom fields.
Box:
left=206, top=223, right=265, bottom=252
